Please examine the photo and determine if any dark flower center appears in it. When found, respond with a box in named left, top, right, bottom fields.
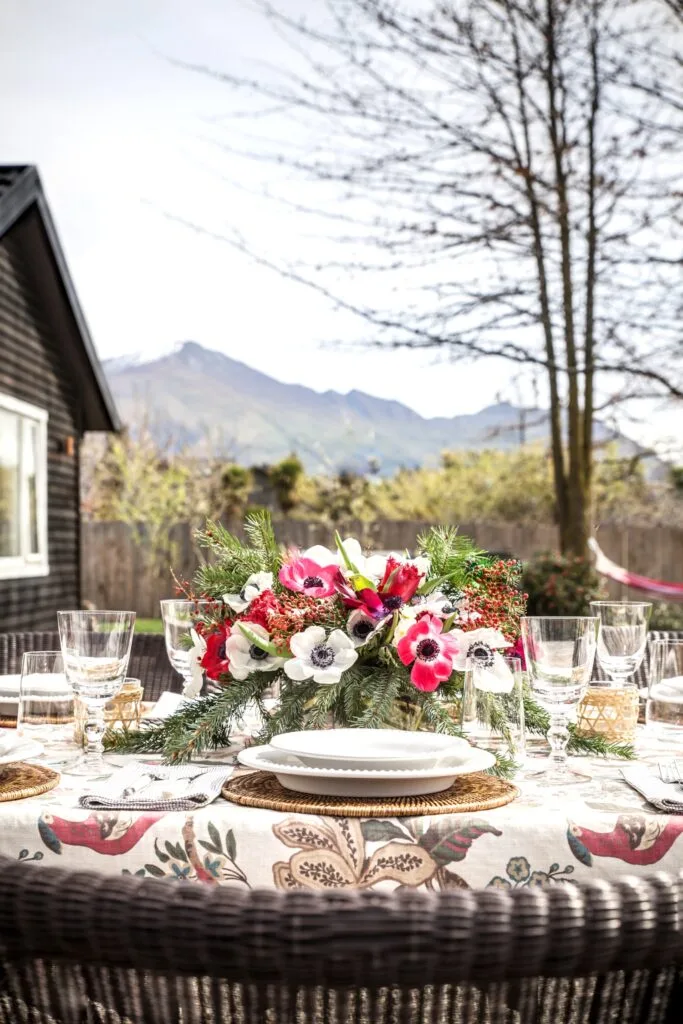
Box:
left=352, top=620, right=374, bottom=640
left=416, top=638, right=440, bottom=662
left=468, top=641, right=494, bottom=668
left=310, top=644, right=335, bottom=668
left=383, top=595, right=403, bottom=611
left=303, top=575, right=324, bottom=589
left=217, top=642, right=227, bottom=661
left=249, top=645, right=269, bottom=661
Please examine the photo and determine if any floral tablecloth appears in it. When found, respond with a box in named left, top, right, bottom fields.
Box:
left=2, top=737, right=682, bottom=892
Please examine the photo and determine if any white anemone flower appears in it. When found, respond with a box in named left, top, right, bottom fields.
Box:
left=184, top=628, right=206, bottom=698
left=410, top=591, right=461, bottom=618
left=449, top=627, right=513, bottom=693
left=284, top=626, right=358, bottom=685
left=304, top=537, right=364, bottom=571
left=226, top=623, right=284, bottom=680
left=392, top=604, right=421, bottom=644
left=223, top=571, right=273, bottom=613
left=346, top=608, right=386, bottom=648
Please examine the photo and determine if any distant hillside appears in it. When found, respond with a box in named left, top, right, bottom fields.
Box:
left=104, top=341, right=662, bottom=476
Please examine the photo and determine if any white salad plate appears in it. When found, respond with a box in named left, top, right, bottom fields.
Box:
left=0, top=730, right=43, bottom=767
left=238, top=743, right=496, bottom=797
left=269, top=728, right=471, bottom=770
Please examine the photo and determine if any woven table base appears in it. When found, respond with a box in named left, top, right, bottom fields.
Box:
left=0, top=762, right=60, bottom=802
left=223, top=770, right=519, bottom=817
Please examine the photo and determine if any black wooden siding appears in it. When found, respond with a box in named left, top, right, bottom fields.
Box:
left=0, top=222, right=82, bottom=630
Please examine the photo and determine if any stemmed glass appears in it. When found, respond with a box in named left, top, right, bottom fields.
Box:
left=521, top=616, right=599, bottom=785
left=160, top=600, right=218, bottom=694
left=590, top=602, right=651, bottom=687
left=57, top=611, right=136, bottom=775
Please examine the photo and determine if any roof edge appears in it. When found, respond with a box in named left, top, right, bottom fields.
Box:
left=0, top=167, right=121, bottom=432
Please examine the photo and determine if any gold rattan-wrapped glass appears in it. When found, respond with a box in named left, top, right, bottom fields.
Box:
left=576, top=685, right=639, bottom=744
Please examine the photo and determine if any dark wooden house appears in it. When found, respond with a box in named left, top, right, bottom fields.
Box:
left=0, top=165, right=119, bottom=630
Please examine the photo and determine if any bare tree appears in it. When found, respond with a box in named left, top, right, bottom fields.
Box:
left=182, top=0, right=683, bottom=554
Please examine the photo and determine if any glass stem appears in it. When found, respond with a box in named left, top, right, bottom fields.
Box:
left=83, top=703, right=106, bottom=759
left=547, top=711, right=569, bottom=769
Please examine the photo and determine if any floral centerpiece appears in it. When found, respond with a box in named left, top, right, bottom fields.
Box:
left=110, top=513, right=633, bottom=771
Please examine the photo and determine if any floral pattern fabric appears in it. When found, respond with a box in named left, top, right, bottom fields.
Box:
left=2, top=740, right=683, bottom=891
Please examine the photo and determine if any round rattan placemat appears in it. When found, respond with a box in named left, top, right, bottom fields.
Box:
left=222, top=770, right=518, bottom=817
left=0, top=762, right=61, bottom=802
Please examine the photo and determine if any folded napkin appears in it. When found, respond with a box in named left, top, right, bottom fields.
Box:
left=621, top=765, right=683, bottom=814
left=142, top=691, right=186, bottom=723
left=79, top=761, right=233, bottom=811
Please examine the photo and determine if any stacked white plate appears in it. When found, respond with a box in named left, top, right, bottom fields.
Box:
left=238, top=728, right=495, bottom=796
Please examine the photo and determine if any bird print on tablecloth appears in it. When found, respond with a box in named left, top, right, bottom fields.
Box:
left=38, top=811, right=162, bottom=856
left=567, top=815, right=683, bottom=867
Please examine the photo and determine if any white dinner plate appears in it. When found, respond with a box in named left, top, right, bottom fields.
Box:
left=238, top=743, right=496, bottom=797
left=269, top=728, right=471, bottom=770
left=0, top=730, right=43, bottom=767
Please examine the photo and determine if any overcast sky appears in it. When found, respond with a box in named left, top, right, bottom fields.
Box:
left=1, top=0, right=679, bottom=449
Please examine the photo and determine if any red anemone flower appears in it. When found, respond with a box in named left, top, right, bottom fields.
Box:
left=200, top=621, right=232, bottom=680
left=338, top=557, right=423, bottom=619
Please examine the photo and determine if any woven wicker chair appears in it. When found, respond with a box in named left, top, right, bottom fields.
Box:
left=0, top=631, right=180, bottom=702
left=0, top=858, right=682, bottom=1024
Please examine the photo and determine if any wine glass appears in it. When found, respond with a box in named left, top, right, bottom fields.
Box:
left=160, top=600, right=218, bottom=693
left=521, top=616, right=599, bottom=785
left=590, top=601, right=651, bottom=687
left=57, top=610, right=136, bottom=775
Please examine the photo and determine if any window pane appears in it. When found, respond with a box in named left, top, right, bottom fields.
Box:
left=0, top=410, right=20, bottom=557
left=25, top=421, right=39, bottom=554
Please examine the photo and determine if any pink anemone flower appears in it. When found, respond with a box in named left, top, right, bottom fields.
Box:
left=396, top=614, right=460, bottom=692
left=279, top=556, right=338, bottom=598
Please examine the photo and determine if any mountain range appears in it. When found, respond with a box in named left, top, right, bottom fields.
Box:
left=104, top=341, right=658, bottom=476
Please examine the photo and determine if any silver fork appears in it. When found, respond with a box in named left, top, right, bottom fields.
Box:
left=659, top=760, right=683, bottom=785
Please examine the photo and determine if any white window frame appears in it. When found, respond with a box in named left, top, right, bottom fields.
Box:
left=0, top=393, right=49, bottom=580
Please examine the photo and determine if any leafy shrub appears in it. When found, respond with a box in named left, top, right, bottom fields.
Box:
left=523, top=553, right=606, bottom=616
left=649, top=602, right=683, bottom=631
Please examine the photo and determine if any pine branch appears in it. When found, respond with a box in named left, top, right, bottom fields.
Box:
left=107, top=676, right=270, bottom=763
left=260, top=679, right=318, bottom=740
left=417, top=525, right=486, bottom=594
left=194, top=554, right=267, bottom=599
left=243, top=509, right=281, bottom=573
left=489, top=752, right=520, bottom=779
left=357, top=669, right=402, bottom=727
left=567, top=725, right=636, bottom=760
left=418, top=692, right=462, bottom=736
left=306, top=682, right=343, bottom=730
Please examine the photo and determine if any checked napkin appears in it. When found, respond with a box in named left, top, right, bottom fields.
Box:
left=79, top=761, right=233, bottom=812
left=621, top=765, right=683, bottom=814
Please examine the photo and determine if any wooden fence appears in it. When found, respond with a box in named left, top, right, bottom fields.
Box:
left=81, top=519, right=683, bottom=618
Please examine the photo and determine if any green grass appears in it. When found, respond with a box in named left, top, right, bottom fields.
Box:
left=135, top=618, right=163, bottom=634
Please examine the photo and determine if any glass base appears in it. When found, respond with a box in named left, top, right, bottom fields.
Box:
left=60, top=752, right=110, bottom=777
left=527, top=760, right=592, bottom=786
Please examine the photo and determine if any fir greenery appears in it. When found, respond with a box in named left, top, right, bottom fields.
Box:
left=108, top=513, right=636, bottom=773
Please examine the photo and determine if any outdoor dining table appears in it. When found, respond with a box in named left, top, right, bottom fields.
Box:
left=1, top=730, right=682, bottom=891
